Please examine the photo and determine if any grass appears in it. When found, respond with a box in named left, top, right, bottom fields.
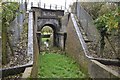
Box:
left=38, top=52, right=86, bottom=78
left=42, top=38, right=50, bottom=42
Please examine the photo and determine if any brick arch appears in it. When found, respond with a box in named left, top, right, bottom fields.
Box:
left=40, top=24, right=57, bottom=33
left=37, top=18, right=61, bottom=32
left=37, top=19, right=61, bottom=46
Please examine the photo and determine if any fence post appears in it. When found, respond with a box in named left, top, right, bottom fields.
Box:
left=44, top=3, right=45, bottom=8
left=61, top=6, right=62, bottom=10
left=38, top=3, right=39, bottom=7
left=25, top=1, right=27, bottom=11
left=55, top=5, right=57, bottom=10
left=76, top=0, right=78, bottom=15
left=65, top=0, right=66, bottom=10
left=50, top=4, right=51, bottom=9
left=31, top=2, right=33, bottom=7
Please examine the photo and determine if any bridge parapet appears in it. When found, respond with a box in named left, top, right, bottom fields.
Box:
left=31, top=7, right=64, bottom=17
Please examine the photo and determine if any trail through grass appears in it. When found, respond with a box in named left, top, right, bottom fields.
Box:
left=38, top=52, right=86, bottom=78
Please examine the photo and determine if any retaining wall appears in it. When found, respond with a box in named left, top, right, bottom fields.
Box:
left=65, top=13, right=120, bottom=78
left=65, top=14, right=89, bottom=74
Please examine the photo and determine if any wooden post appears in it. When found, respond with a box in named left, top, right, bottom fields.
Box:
left=64, top=33, right=67, bottom=50
left=30, top=11, right=39, bottom=78
left=117, top=2, right=120, bottom=59
left=2, top=19, right=8, bottom=65
left=36, top=32, right=41, bottom=53
left=25, top=0, right=27, bottom=11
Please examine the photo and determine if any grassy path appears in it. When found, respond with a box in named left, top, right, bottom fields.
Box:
left=38, top=52, right=86, bottom=78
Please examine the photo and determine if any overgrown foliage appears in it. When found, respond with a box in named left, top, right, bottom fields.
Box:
left=2, top=2, right=19, bottom=24
left=80, top=2, right=104, bottom=19
left=2, top=2, right=19, bottom=65
left=81, top=2, right=120, bottom=58
left=38, top=52, right=86, bottom=78
left=95, top=7, right=120, bottom=32
left=94, top=4, right=120, bottom=55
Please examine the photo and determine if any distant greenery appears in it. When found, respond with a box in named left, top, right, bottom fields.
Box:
left=38, top=53, right=86, bottom=78
left=42, top=38, right=50, bottom=42
left=41, top=26, right=53, bottom=34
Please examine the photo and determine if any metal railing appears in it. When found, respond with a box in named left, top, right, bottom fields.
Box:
left=29, top=2, right=65, bottom=10
left=2, top=0, right=65, bottom=10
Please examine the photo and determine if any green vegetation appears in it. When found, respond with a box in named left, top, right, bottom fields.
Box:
left=80, top=2, right=104, bottom=19
left=2, top=2, right=19, bottom=23
left=81, top=2, right=120, bottom=57
left=2, top=2, right=19, bottom=64
left=42, top=38, right=50, bottom=42
left=38, top=52, right=86, bottom=78
left=94, top=7, right=120, bottom=32
left=41, top=26, right=53, bottom=34
left=94, top=5, right=120, bottom=55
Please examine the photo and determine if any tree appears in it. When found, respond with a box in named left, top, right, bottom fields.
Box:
left=2, top=2, right=19, bottom=65
left=94, top=6, right=120, bottom=56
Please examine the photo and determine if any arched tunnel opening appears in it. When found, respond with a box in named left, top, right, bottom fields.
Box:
left=37, top=24, right=58, bottom=52
left=40, top=25, right=54, bottom=51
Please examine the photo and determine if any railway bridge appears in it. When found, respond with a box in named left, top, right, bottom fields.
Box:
left=1, top=1, right=120, bottom=79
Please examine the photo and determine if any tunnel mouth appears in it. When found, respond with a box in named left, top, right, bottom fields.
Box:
left=39, top=24, right=57, bottom=52
left=41, top=26, right=53, bottom=51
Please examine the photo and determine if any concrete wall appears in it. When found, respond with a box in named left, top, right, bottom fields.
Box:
left=31, top=7, right=64, bottom=17
left=61, top=13, right=70, bottom=33
left=76, top=3, right=100, bottom=46
left=89, top=60, right=120, bottom=78
left=65, top=14, right=89, bottom=74
left=65, top=13, right=120, bottom=78
left=9, top=15, right=20, bottom=46
left=8, top=2, right=27, bottom=47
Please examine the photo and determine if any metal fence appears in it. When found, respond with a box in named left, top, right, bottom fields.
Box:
left=28, top=2, right=65, bottom=10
